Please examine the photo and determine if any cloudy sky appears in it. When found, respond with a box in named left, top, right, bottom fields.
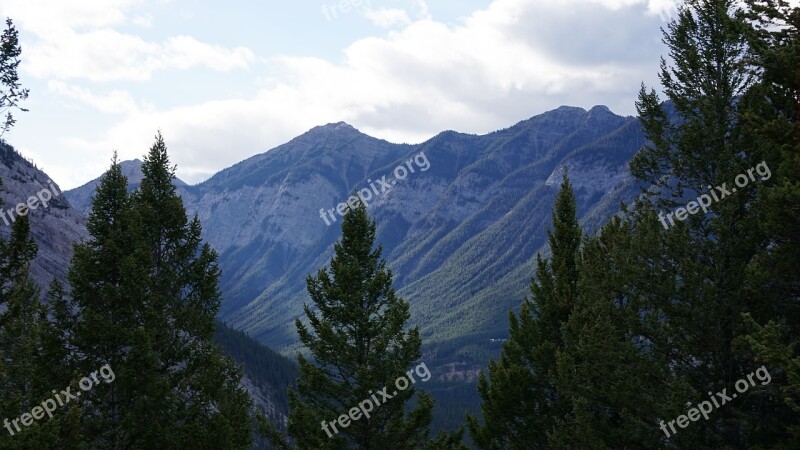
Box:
left=0, top=0, right=681, bottom=189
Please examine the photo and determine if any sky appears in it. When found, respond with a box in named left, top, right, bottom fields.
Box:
left=0, top=0, right=683, bottom=189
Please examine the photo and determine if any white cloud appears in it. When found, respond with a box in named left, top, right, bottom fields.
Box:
left=132, top=14, right=154, bottom=28
left=411, top=0, right=432, bottom=20
left=52, top=0, right=671, bottom=188
left=47, top=81, right=149, bottom=115
left=10, top=0, right=682, bottom=188
left=162, top=36, right=255, bottom=72
left=0, top=0, right=142, bottom=32
left=25, top=29, right=255, bottom=82
left=363, top=8, right=412, bottom=28
left=0, top=0, right=255, bottom=82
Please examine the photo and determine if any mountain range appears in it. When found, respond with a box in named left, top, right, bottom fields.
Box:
left=66, top=106, right=644, bottom=374
left=114, top=105, right=646, bottom=371
left=64, top=105, right=647, bottom=369
left=1, top=104, right=648, bottom=434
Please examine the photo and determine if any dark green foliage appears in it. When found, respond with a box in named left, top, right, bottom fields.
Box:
left=550, top=212, right=684, bottom=449
left=0, top=204, right=77, bottom=449
left=0, top=215, right=44, bottom=448
left=0, top=18, right=28, bottom=138
left=737, top=0, right=800, bottom=445
left=589, top=0, right=797, bottom=447
left=279, top=202, right=461, bottom=449
left=52, top=139, right=254, bottom=448
left=468, top=1, right=797, bottom=448
left=632, top=1, right=775, bottom=448
left=467, top=173, right=581, bottom=449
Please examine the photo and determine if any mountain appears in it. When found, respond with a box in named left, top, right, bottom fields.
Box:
left=64, top=106, right=647, bottom=430
left=66, top=105, right=646, bottom=375
left=65, top=158, right=188, bottom=216
left=0, top=141, right=88, bottom=288
left=175, top=105, right=644, bottom=362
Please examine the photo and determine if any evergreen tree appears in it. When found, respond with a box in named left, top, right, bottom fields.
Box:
left=630, top=0, right=791, bottom=446
left=0, top=215, right=43, bottom=448
left=133, top=133, right=252, bottom=448
left=0, top=18, right=29, bottom=137
left=737, top=0, right=800, bottom=444
left=549, top=211, right=688, bottom=449
left=60, top=153, right=158, bottom=448
left=59, top=138, right=253, bottom=448
left=467, top=173, right=581, bottom=449
left=285, top=202, right=450, bottom=449
left=0, top=211, right=74, bottom=449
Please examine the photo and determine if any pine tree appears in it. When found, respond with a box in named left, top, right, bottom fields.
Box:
left=467, top=173, right=581, bottom=449
left=0, top=18, right=29, bottom=137
left=737, top=0, right=800, bottom=444
left=132, top=133, right=252, bottom=448
left=285, top=202, right=448, bottom=449
left=0, top=214, right=39, bottom=446
left=56, top=154, right=149, bottom=447
left=59, top=138, right=253, bottom=448
left=631, top=0, right=791, bottom=446
left=549, top=211, right=687, bottom=449
left=0, top=211, right=69, bottom=449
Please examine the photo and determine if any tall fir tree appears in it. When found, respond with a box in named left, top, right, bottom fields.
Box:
left=0, top=18, right=29, bottom=137
left=133, top=133, right=253, bottom=449
left=631, top=0, right=791, bottom=446
left=549, top=210, right=689, bottom=449
left=0, top=214, right=47, bottom=449
left=737, top=0, right=800, bottom=444
left=0, top=205, right=78, bottom=448
left=285, top=202, right=454, bottom=449
left=58, top=137, right=253, bottom=449
left=467, top=173, right=581, bottom=449
left=59, top=153, right=157, bottom=448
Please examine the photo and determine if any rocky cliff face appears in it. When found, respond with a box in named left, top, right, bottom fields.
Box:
left=0, top=142, right=88, bottom=289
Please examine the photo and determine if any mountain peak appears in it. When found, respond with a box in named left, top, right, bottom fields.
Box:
left=329, top=121, right=354, bottom=128
left=589, top=104, right=611, bottom=112
left=555, top=105, right=588, bottom=113
left=314, top=121, right=358, bottom=133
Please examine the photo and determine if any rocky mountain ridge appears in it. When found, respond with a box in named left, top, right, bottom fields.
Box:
left=66, top=105, right=646, bottom=371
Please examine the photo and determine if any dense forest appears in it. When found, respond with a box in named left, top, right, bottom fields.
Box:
left=0, top=0, right=798, bottom=448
